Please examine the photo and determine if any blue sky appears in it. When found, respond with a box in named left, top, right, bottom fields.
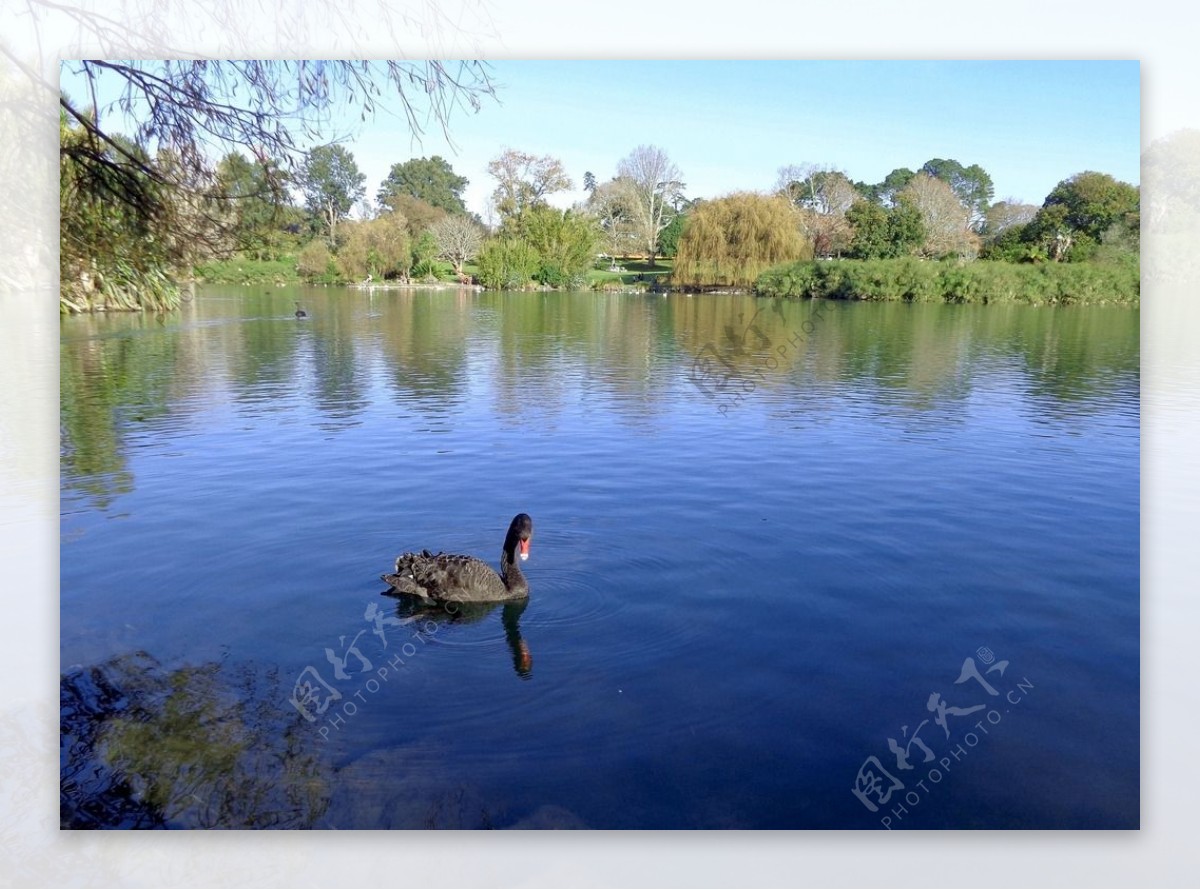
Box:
left=65, top=60, right=1141, bottom=218
left=344, top=60, right=1140, bottom=217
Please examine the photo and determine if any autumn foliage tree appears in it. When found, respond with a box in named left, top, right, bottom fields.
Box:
left=919, top=158, right=995, bottom=229
left=381, top=194, right=447, bottom=240
left=672, top=192, right=810, bottom=288
left=616, top=145, right=684, bottom=265
left=898, top=173, right=979, bottom=259
left=336, top=212, right=412, bottom=281
left=430, top=215, right=485, bottom=276
left=487, top=149, right=573, bottom=219
left=586, top=177, right=641, bottom=260
left=777, top=165, right=858, bottom=258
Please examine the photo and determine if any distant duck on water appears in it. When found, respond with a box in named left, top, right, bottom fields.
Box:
left=294, top=302, right=308, bottom=318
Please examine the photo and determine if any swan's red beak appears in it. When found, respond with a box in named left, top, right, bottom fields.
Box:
left=519, top=539, right=530, bottom=561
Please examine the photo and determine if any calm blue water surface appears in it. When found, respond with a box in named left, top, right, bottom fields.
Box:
left=60, top=287, right=1139, bottom=829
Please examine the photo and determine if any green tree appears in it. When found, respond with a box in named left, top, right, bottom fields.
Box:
left=1021, top=203, right=1079, bottom=262
left=1020, top=172, right=1139, bottom=263
left=58, top=60, right=495, bottom=312
left=657, top=210, right=688, bottom=259
left=876, top=168, right=916, bottom=207
left=845, top=201, right=889, bottom=258
left=376, top=156, right=468, bottom=215
left=979, top=224, right=1036, bottom=262
left=59, top=110, right=204, bottom=312
left=299, top=144, right=366, bottom=245
left=1041, top=171, right=1140, bottom=244
left=476, top=238, right=542, bottom=290
left=846, top=200, right=925, bottom=259
left=505, top=206, right=600, bottom=287
left=215, top=152, right=290, bottom=259
left=410, top=231, right=441, bottom=278
left=920, top=158, right=994, bottom=228
left=886, top=202, right=926, bottom=256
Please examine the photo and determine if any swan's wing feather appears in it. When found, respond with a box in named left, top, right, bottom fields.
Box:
left=388, top=551, right=506, bottom=601
left=380, top=573, right=428, bottom=598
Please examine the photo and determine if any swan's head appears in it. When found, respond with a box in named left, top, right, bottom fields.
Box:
left=508, top=513, right=533, bottom=562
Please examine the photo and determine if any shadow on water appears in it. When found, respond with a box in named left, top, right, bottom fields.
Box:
left=60, top=647, right=589, bottom=829
left=60, top=652, right=330, bottom=829
left=378, top=594, right=534, bottom=680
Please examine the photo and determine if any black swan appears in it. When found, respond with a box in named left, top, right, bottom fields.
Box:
left=382, top=514, right=533, bottom=603
left=294, top=302, right=308, bottom=318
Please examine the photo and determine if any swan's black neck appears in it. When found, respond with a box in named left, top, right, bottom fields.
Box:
left=500, top=545, right=526, bottom=593
left=499, top=513, right=532, bottom=595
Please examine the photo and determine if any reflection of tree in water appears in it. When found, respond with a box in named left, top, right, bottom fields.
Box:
left=376, top=291, right=470, bottom=410
left=993, top=304, right=1139, bottom=414
left=310, top=337, right=369, bottom=429
left=61, top=652, right=329, bottom=828
left=669, top=294, right=1137, bottom=420
left=60, top=319, right=181, bottom=509
left=229, top=319, right=300, bottom=399
left=485, top=291, right=676, bottom=422
left=60, top=286, right=1139, bottom=519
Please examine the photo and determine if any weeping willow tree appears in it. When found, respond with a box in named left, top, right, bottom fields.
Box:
left=672, top=192, right=811, bottom=288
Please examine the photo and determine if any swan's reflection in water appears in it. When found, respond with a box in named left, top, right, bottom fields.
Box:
left=381, top=593, right=533, bottom=679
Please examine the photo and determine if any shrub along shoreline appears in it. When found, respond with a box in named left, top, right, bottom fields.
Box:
left=754, top=258, right=1139, bottom=305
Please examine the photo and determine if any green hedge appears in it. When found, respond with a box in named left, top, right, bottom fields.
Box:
left=755, top=258, right=1139, bottom=305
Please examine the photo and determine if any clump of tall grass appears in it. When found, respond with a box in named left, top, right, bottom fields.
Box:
left=60, top=261, right=180, bottom=314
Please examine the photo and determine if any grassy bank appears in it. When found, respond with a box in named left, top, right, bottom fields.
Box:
left=755, top=258, right=1139, bottom=305
left=587, top=258, right=673, bottom=290
left=195, top=256, right=302, bottom=286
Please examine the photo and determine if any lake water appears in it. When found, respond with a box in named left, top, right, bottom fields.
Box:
left=60, top=286, right=1139, bottom=829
